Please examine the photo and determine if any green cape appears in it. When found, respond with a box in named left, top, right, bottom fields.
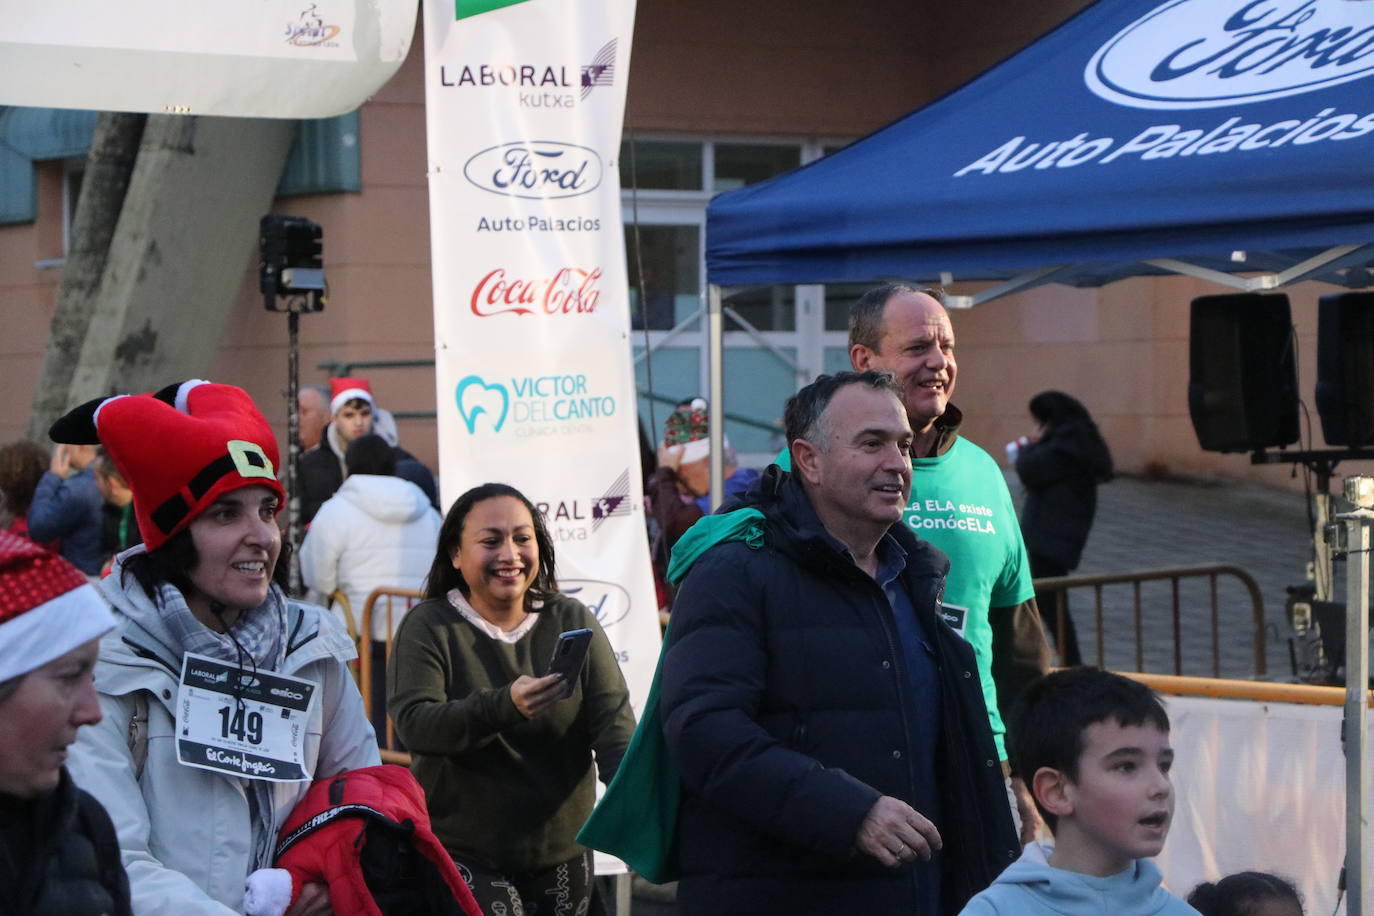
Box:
left=575, top=509, right=764, bottom=883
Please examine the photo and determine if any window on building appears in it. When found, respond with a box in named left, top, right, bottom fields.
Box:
left=623, top=136, right=855, bottom=466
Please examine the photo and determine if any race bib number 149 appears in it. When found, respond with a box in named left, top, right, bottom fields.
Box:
left=175, top=653, right=317, bottom=782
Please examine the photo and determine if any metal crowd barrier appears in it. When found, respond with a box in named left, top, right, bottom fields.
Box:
left=1125, top=671, right=1371, bottom=706
left=1034, top=564, right=1267, bottom=677
left=356, top=586, right=424, bottom=765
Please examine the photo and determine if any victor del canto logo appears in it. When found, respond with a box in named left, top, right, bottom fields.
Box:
left=1085, top=0, right=1374, bottom=110
left=454, top=372, right=617, bottom=437
left=464, top=141, right=603, bottom=199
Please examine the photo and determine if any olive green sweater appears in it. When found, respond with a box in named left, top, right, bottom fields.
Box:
left=388, top=594, right=635, bottom=872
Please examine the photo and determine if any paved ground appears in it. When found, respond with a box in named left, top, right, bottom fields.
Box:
left=621, top=472, right=1322, bottom=913
left=1007, top=471, right=1317, bottom=680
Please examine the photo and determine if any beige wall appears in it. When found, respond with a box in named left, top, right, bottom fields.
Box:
left=0, top=161, right=65, bottom=445
left=2, top=0, right=1367, bottom=495
left=208, top=32, right=441, bottom=469
left=949, top=275, right=1374, bottom=491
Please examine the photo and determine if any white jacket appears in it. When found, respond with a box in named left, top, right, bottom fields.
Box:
left=67, top=557, right=380, bottom=914
left=299, top=474, right=441, bottom=640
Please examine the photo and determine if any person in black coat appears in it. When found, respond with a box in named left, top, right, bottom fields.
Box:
left=298, top=378, right=437, bottom=523
left=0, top=531, right=131, bottom=916
left=661, top=372, right=1017, bottom=916
left=1013, top=391, right=1113, bottom=666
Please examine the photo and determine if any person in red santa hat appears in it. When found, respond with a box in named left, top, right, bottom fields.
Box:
left=0, top=530, right=131, bottom=915
left=55, top=379, right=380, bottom=915
left=298, top=378, right=437, bottom=525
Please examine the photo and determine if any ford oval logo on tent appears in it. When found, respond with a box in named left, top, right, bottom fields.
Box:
left=463, top=141, right=604, bottom=199
left=561, top=579, right=631, bottom=628
left=1085, top=0, right=1374, bottom=110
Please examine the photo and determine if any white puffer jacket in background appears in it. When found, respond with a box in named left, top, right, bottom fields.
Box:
left=299, top=474, right=442, bottom=640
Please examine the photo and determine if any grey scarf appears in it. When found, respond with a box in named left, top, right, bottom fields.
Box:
left=156, top=582, right=287, bottom=869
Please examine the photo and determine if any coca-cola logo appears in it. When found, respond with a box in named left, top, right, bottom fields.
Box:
left=1085, top=0, right=1374, bottom=110
left=470, top=267, right=602, bottom=317
left=463, top=141, right=603, bottom=199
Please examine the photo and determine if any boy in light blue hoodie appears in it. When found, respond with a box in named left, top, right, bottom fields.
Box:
left=960, top=668, right=1200, bottom=915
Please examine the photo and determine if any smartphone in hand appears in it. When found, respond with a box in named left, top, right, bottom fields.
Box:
left=547, top=628, right=594, bottom=697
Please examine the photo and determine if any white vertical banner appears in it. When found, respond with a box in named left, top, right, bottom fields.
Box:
left=421, top=0, right=657, bottom=716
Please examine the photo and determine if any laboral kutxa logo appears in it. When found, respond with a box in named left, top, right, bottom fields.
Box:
left=437, top=39, right=617, bottom=106
left=1086, top=0, right=1374, bottom=110
left=470, top=267, right=601, bottom=317
left=531, top=469, right=635, bottom=543
left=464, top=141, right=603, bottom=199
left=454, top=372, right=617, bottom=435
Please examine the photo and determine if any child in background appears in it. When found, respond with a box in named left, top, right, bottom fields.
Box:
left=960, top=667, right=1199, bottom=915
left=1187, top=872, right=1304, bottom=916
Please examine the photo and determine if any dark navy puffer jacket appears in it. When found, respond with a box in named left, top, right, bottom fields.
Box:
left=660, top=469, right=1018, bottom=916
left=1015, top=418, right=1114, bottom=571
left=2, top=769, right=131, bottom=916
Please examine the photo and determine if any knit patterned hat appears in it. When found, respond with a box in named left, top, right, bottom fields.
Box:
left=662, top=398, right=724, bottom=464
left=48, top=380, right=285, bottom=553
left=0, top=530, right=115, bottom=682
left=329, top=377, right=373, bottom=415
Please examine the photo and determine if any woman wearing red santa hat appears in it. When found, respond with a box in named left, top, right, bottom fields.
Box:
left=0, top=531, right=130, bottom=915
left=55, top=380, right=380, bottom=915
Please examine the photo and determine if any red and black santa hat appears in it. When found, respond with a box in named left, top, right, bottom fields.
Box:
left=49, top=380, right=285, bottom=553
left=0, top=531, right=115, bottom=682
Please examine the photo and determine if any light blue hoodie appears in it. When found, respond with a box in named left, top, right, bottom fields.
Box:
left=959, top=843, right=1201, bottom=915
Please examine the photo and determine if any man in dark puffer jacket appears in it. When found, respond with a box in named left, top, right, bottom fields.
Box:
left=660, top=371, right=1017, bottom=916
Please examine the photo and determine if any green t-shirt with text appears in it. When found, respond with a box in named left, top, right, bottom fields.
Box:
left=774, top=437, right=1033, bottom=759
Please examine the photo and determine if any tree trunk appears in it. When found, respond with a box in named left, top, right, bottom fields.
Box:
left=28, top=113, right=295, bottom=436
left=27, top=112, right=145, bottom=439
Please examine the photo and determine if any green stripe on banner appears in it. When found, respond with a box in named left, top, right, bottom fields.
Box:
left=455, top=0, right=534, bottom=19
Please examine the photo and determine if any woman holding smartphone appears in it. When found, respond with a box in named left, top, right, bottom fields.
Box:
left=389, top=482, right=635, bottom=916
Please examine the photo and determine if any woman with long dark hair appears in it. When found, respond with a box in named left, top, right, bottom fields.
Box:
left=388, top=482, right=634, bottom=916
left=1014, top=391, right=1113, bottom=666
left=57, top=380, right=379, bottom=914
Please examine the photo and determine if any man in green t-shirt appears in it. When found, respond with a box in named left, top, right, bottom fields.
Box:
left=777, top=284, right=1050, bottom=843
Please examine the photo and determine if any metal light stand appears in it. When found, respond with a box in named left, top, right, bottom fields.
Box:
left=1337, top=474, right=1373, bottom=916
left=284, top=304, right=305, bottom=596
left=260, top=214, right=325, bottom=597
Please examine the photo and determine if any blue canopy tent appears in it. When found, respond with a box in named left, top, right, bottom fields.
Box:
left=705, top=0, right=1374, bottom=301
left=699, top=3, right=1374, bottom=895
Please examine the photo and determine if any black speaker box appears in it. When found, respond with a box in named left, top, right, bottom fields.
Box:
left=1316, top=292, right=1374, bottom=446
left=1188, top=293, right=1299, bottom=453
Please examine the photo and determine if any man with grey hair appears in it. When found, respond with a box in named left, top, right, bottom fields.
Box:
left=297, top=383, right=331, bottom=452
left=661, top=370, right=1017, bottom=915
left=779, top=284, right=1051, bottom=841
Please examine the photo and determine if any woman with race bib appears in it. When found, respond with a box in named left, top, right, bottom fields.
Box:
left=59, top=380, right=379, bottom=914
left=388, top=482, right=635, bottom=916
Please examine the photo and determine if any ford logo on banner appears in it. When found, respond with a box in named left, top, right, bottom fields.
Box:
left=561, top=579, right=631, bottom=629
left=1085, top=0, right=1374, bottom=110
left=463, top=140, right=604, bottom=199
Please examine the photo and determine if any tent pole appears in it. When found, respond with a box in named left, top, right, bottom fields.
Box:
left=1339, top=497, right=1371, bottom=916
left=708, top=283, right=725, bottom=511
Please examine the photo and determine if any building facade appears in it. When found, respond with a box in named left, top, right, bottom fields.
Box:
left=0, top=0, right=1361, bottom=491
